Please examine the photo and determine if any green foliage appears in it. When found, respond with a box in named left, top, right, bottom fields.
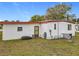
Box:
left=76, top=18, right=79, bottom=23
left=30, top=15, right=45, bottom=22
left=66, top=14, right=76, bottom=21
left=45, top=3, right=72, bottom=20
left=4, top=20, right=9, bottom=22
left=30, top=3, right=76, bottom=22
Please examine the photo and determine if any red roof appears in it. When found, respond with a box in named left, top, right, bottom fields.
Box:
left=0, top=21, right=40, bottom=24
left=0, top=20, right=74, bottom=24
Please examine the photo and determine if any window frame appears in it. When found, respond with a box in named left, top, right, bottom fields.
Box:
left=17, top=27, right=23, bottom=31
left=68, top=24, right=72, bottom=30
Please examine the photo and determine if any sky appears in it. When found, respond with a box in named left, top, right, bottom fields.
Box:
left=0, top=2, right=79, bottom=21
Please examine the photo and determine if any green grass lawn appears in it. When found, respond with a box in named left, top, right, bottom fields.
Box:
left=0, top=32, right=79, bottom=56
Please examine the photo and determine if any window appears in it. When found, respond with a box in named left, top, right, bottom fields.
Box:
left=54, top=24, right=56, bottom=30
left=17, top=27, right=23, bottom=31
left=68, top=24, right=72, bottom=30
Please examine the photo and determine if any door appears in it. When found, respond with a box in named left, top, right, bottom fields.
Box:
left=34, top=26, right=39, bottom=37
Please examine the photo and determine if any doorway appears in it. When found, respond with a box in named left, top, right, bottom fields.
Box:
left=34, top=26, right=39, bottom=38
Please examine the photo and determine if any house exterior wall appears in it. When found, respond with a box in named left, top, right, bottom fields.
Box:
left=40, top=22, right=58, bottom=39
left=59, top=22, right=75, bottom=36
left=2, top=22, right=75, bottom=40
left=3, top=24, right=40, bottom=40
left=40, top=22, right=75, bottom=39
left=75, top=24, right=79, bottom=32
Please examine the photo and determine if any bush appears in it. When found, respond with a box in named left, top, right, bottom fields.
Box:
left=21, top=36, right=32, bottom=40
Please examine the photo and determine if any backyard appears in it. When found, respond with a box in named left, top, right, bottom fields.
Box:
left=0, top=32, right=79, bottom=56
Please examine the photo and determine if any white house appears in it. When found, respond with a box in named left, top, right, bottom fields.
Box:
left=0, top=20, right=75, bottom=40
left=75, top=24, right=79, bottom=32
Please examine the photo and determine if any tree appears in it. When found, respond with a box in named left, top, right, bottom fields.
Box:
left=76, top=18, right=79, bottom=23
left=66, top=14, right=76, bottom=21
left=45, top=3, right=71, bottom=20
left=40, top=16, right=45, bottom=21
left=4, top=20, right=9, bottom=22
left=16, top=20, right=20, bottom=22
left=30, top=15, right=45, bottom=22
left=11, top=20, right=15, bottom=22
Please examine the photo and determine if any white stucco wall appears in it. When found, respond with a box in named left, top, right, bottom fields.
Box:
left=75, top=24, right=79, bottom=32
left=3, top=24, right=40, bottom=40
left=40, top=22, right=75, bottom=39
left=40, top=22, right=58, bottom=39
left=2, top=22, right=75, bottom=40
left=59, top=22, right=75, bottom=36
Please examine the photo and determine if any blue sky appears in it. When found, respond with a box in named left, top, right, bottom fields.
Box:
left=0, top=2, right=79, bottom=21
